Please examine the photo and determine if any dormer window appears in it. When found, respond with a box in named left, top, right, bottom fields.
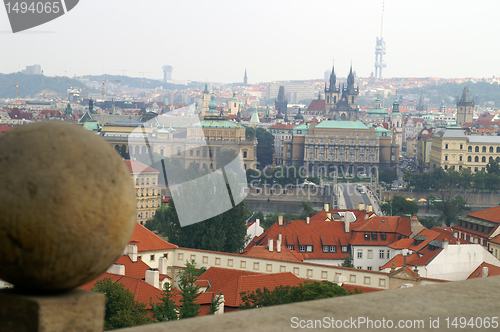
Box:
left=287, top=244, right=294, bottom=250
left=299, top=245, right=306, bottom=252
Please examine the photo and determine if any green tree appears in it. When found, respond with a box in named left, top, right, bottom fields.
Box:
left=433, top=195, right=466, bottom=226
left=152, top=283, right=178, bottom=322
left=381, top=196, right=418, bottom=216
left=255, top=127, right=274, bottom=168
left=341, top=255, right=354, bottom=268
left=146, top=200, right=248, bottom=253
left=210, top=293, right=224, bottom=314
left=240, top=281, right=348, bottom=309
left=178, top=261, right=201, bottom=319
left=92, top=279, right=150, bottom=330
left=487, top=158, right=500, bottom=175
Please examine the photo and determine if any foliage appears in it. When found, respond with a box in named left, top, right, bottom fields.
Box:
left=255, top=127, right=274, bottom=168
left=406, top=165, right=500, bottom=192
left=432, top=195, right=466, bottom=226
left=146, top=200, right=248, bottom=253
left=152, top=283, right=178, bottom=322
left=178, top=261, right=201, bottom=319
left=210, top=293, right=224, bottom=314
left=341, top=256, right=354, bottom=268
left=419, top=216, right=441, bottom=229
left=381, top=196, right=418, bottom=216
left=378, top=167, right=398, bottom=184
left=240, top=281, right=348, bottom=309
left=92, top=279, right=150, bottom=330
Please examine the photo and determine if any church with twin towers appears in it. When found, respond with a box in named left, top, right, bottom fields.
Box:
left=324, top=64, right=360, bottom=121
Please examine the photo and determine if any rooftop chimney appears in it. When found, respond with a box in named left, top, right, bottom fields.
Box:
left=482, top=266, right=489, bottom=278
left=145, top=269, right=160, bottom=289
left=324, top=203, right=330, bottom=212
left=367, top=205, right=373, bottom=212
left=277, top=238, right=282, bottom=253
left=278, top=233, right=282, bottom=243
left=107, top=264, right=125, bottom=276
left=344, top=220, right=350, bottom=233
left=255, top=218, right=260, bottom=229
left=306, top=217, right=311, bottom=224
left=326, top=212, right=332, bottom=220
left=158, top=256, right=168, bottom=275
left=268, top=239, right=274, bottom=252
left=442, top=240, right=449, bottom=249
left=278, top=215, right=284, bottom=226
left=358, top=203, right=365, bottom=211
left=127, top=243, right=138, bottom=262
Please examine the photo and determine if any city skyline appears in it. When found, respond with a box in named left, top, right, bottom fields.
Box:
left=1, top=0, right=499, bottom=82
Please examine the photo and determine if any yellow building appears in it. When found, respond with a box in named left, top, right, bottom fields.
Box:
left=125, top=160, right=161, bottom=225
left=430, top=128, right=500, bottom=173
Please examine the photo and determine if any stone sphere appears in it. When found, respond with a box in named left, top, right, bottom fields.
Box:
left=0, top=122, right=136, bottom=291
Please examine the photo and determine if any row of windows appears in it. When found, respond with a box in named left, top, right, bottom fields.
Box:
left=363, top=232, right=388, bottom=241
left=135, top=176, right=158, bottom=186
left=445, top=144, right=500, bottom=153
left=356, top=249, right=390, bottom=260
left=175, top=252, right=387, bottom=287
left=459, top=221, right=490, bottom=234
left=288, top=244, right=349, bottom=253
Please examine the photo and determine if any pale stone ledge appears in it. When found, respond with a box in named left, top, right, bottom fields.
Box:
left=118, top=276, right=500, bottom=332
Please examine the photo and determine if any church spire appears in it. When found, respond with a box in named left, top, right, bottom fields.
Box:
left=243, top=68, right=248, bottom=85
left=329, top=63, right=336, bottom=91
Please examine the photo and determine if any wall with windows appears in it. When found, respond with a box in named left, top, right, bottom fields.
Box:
left=170, top=247, right=390, bottom=289
left=352, top=245, right=392, bottom=271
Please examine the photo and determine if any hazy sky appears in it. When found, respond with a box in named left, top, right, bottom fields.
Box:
left=1, top=0, right=499, bottom=82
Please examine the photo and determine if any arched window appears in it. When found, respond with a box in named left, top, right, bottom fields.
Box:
left=489, top=146, right=494, bottom=153
left=475, top=146, right=479, bottom=152
left=467, top=156, right=472, bottom=162
left=482, top=146, right=487, bottom=153
left=497, top=147, right=500, bottom=153
left=482, top=156, right=486, bottom=162
left=474, top=156, right=479, bottom=162
left=468, top=146, right=472, bottom=152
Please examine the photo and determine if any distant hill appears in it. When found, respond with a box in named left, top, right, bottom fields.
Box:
left=0, top=73, right=86, bottom=98
left=400, top=81, right=500, bottom=107
left=79, top=74, right=193, bottom=90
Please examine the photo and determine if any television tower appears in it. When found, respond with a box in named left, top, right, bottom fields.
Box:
left=374, top=0, right=386, bottom=80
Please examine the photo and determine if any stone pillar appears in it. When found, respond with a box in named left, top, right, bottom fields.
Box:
left=0, top=289, right=105, bottom=332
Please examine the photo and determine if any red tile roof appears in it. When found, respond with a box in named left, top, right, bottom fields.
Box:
left=197, top=267, right=303, bottom=307
left=81, top=273, right=163, bottom=309
left=467, top=262, right=500, bottom=279
left=82, top=273, right=213, bottom=310
left=124, top=160, right=160, bottom=174
left=242, top=245, right=304, bottom=263
left=489, top=234, right=500, bottom=245
left=247, top=209, right=406, bottom=260
left=341, top=283, right=383, bottom=294
left=467, top=206, right=500, bottom=224
left=115, top=255, right=151, bottom=279
left=307, top=99, right=326, bottom=112
left=130, top=224, right=177, bottom=252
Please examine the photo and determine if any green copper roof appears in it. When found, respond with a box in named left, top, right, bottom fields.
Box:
left=294, top=123, right=309, bottom=131
left=316, top=120, right=368, bottom=130
left=375, top=126, right=392, bottom=137
left=200, top=120, right=242, bottom=128
left=83, top=121, right=100, bottom=131
left=367, top=108, right=388, bottom=115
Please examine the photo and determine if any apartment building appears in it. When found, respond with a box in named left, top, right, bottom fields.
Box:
left=430, top=128, right=500, bottom=173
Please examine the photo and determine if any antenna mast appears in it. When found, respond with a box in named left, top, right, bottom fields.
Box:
left=374, top=0, right=386, bottom=80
